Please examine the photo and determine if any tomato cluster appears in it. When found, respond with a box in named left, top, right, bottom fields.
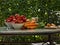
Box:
left=6, top=14, right=26, bottom=23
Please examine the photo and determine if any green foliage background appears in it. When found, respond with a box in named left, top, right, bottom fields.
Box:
left=0, top=0, right=60, bottom=44
left=0, top=0, right=60, bottom=26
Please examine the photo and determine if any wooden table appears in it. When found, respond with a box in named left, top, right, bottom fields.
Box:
left=0, top=27, right=60, bottom=45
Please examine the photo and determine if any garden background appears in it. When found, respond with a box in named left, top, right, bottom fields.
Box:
left=0, top=0, right=60, bottom=45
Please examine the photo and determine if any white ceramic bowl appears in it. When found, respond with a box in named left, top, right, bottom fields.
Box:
left=12, top=23, right=24, bottom=29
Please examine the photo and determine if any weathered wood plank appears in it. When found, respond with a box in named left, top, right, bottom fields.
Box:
left=0, top=27, right=60, bottom=35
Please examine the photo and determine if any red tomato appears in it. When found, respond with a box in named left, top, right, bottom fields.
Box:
left=15, top=14, right=20, bottom=18
left=23, top=18, right=26, bottom=22
left=20, top=20, right=24, bottom=23
left=9, top=15, right=14, bottom=18
left=6, top=19, right=11, bottom=22
left=12, top=18, right=17, bottom=23
left=20, top=15, right=26, bottom=19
